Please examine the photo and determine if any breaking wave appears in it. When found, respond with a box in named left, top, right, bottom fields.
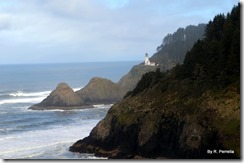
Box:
left=0, top=87, right=81, bottom=105
left=9, top=91, right=51, bottom=97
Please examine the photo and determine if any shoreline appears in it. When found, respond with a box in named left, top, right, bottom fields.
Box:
left=28, top=103, right=114, bottom=111
left=28, top=105, right=95, bottom=111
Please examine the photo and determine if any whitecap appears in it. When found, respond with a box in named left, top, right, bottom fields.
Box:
left=93, top=104, right=113, bottom=108
left=0, top=97, right=45, bottom=105
left=0, top=119, right=101, bottom=159
left=73, top=87, right=82, bottom=92
left=9, top=91, right=51, bottom=97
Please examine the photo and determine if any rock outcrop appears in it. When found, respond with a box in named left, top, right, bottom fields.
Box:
left=29, top=83, right=86, bottom=110
left=29, top=78, right=127, bottom=110
left=76, top=77, right=126, bottom=105
left=117, top=65, right=157, bottom=91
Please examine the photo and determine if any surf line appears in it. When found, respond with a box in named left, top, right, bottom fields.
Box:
left=0, top=140, right=74, bottom=155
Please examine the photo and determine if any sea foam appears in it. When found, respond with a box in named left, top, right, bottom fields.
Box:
left=0, top=119, right=101, bottom=159
left=9, top=91, right=51, bottom=97
left=0, top=97, right=46, bottom=105
left=0, top=87, right=81, bottom=105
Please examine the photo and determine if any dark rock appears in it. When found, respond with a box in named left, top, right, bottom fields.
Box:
left=117, top=65, right=157, bottom=91
left=29, top=77, right=127, bottom=110
left=69, top=84, right=240, bottom=159
left=29, top=83, right=86, bottom=110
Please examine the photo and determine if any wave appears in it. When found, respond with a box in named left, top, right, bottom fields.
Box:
left=0, top=87, right=80, bottom=105
left=9, top=91, right=51, bottom=97
left=0, top=119, right=101, bottom=159
left=0, top=140, right=73, bottom=156
left=73, top=87, right=82, bottom=92
left=0, top=97, right=45, bottom=105
left=93, top=104, right=113, bottom=108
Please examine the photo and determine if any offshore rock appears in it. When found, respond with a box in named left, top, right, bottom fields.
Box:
left=29, top=83, right=86, bottom=110
left=76, top=77, right=126, bottom=105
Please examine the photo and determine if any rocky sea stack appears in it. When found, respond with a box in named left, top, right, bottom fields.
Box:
left=29, top=83, right=86, bottom=110
left=29, top=77, right=127, bottom=110
left=76, top=77, right=126, bottom=105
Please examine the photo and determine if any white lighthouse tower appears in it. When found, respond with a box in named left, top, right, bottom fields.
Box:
left=145, top=53, right=155, bottom=66
left=145, top=53, right=150, bottom=65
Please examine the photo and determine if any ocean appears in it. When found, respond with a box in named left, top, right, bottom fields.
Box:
left=0, top=61, right=138, bottom=159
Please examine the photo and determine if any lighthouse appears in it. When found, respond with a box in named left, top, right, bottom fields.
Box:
left=144, top=53, right=155, bottom=66
left=145, top=53, right=150, bottom=65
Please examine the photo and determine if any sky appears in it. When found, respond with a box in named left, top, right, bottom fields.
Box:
left=0, top=0, right=240, bottom=64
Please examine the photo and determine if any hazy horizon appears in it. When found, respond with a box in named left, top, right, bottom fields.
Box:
left=0, top=0, right=239, bottom=64
left=0, top=60, right=141, bottom=66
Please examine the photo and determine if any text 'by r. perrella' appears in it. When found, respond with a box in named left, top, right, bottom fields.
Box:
left=207, top=149, right=234, bottom=154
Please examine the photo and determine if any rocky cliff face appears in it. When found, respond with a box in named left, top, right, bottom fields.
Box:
left=29, top=83, right=85, bottom=110
left=69, top=74, right=240, bottom=159
left=76, top=77, right=126, bottom=104
left=117, top=65, right=157, bottom=91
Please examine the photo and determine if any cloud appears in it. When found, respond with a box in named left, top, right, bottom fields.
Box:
left=99, top=0, right=130, bottom=9
left=0, top=14, right=11, bottom=30
left=0, top=0, right=239, bottom=64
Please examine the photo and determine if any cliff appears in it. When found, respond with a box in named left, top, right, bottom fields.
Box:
left=69, top=4, right=240, bottom=159
left=70, top=80, right=240, bottom=159
left=117, top=65, right=157, bottom=91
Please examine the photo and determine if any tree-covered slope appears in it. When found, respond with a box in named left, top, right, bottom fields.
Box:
left=70, top=4, right=240, bottom=159
left=118, top=24, right=206, bottom=91
left=150, top=24, right=206, bottom=71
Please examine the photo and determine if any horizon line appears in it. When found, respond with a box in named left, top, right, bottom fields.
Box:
left=0, top=60, right=142, bottom=66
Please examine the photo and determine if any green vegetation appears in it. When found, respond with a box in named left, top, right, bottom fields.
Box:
left=118, top=24, right=207, bottom=93
left=151, top=24, right=206, bottom=70
left=128, top=3, right=240, bottom=99
left=70, top=4, right=240, bottom=159
left=182, top=4, right=240, bottom=92
left=124, top=3, right=240, bottom=157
